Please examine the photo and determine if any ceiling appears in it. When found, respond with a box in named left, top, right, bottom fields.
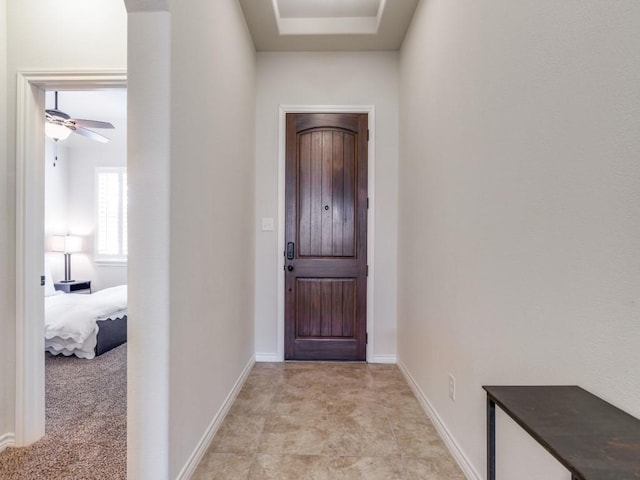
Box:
left=239, top=0, right=420, bottom=51
left=42, top=2, right=419, bottom=134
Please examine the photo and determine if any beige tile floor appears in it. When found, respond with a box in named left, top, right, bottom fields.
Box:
left=192, top=362, right=466, bottom=480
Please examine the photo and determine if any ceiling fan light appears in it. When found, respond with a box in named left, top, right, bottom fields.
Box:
left=45, top=122, right=72, bottom=141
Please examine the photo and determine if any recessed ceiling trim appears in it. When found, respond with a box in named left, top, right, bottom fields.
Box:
left=272, top=0, right=387, bottom=36
left=242, top=0, right=419, bottom=51
left=278, top=17, right=379, bottom=36
left=278, top=0, right=381, bottom=19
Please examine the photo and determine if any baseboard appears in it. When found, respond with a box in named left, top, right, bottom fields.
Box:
left=397, top=359, right=482, bottom=480
left=255, top=353, right=396, bottom=364
left=369, top=354, right=397, bottom=364
left=0, top=432, right=16, bottom=453
left=255, top=353, right=282, bottom=362
left=175, top=355, right=256, bottom=480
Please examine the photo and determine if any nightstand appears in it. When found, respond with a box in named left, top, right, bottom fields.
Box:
left=54, top=280, right=92, bottom=294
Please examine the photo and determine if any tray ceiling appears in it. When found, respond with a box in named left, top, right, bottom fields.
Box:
left=239, top=0, right=420, bottom=51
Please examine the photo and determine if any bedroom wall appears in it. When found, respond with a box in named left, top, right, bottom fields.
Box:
left=44, top=91, right=127, bottom=292
left=44, top=139, right=70, bottom=286
left=65, top=103, right=127, bottom=292
left=44, top=139, right=70, bottom=239
left=2, top=0, right=126, bottom=446
left=254, top=51, right=399, bottom=362
left=398, top=1, right=640, bottom=479
left=168, top=0, right=256, bottom=477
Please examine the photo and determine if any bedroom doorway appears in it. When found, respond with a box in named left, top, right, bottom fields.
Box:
left=42, top=88, right=128, bottom=476
left=15, top=73, right=127, bottom=450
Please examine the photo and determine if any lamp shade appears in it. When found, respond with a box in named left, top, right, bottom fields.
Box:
left=45, top=122, right=72, bottom=141
left=50, top=235, right=82, bottom=253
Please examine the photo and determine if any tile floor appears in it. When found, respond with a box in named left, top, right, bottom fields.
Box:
left=192, top=362, right=466, bottom=480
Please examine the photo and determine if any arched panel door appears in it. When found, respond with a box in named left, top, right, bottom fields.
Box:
left=285, top=113, right=368, bottom=361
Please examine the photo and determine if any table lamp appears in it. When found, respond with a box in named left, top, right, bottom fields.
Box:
left=50, top=235, right=82, bottom=283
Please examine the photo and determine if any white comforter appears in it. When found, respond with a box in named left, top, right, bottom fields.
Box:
left=45, top=285, right=127, bottom=359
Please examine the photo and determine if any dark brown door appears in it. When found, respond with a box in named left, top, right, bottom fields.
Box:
left=285, top=113, right=368, bottom=361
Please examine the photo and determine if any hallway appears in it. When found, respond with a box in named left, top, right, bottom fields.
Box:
left=192, top=362, right=465, bottom=479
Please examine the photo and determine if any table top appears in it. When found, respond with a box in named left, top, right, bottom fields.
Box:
left=483, top=386, right=640, bottom=480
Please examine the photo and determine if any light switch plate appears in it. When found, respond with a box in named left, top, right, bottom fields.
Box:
left=261, top=217, right=274, bottom=231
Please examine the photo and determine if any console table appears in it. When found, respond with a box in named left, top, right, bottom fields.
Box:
left=483, top=385, right=640, bottom=480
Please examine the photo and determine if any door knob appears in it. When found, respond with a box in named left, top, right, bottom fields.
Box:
left=287, top=265, right=294, bottom=272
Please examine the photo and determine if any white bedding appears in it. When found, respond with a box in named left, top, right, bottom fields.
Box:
left=45, top=285, right=128, bottom=359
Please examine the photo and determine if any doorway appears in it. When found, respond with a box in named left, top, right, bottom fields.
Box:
left=284, top=112, right=369, bottom=361
left=15, top=72, right=126, bottom=446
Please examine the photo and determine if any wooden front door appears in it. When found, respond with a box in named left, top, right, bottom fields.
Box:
left=285, top=113, right=368, bottom=361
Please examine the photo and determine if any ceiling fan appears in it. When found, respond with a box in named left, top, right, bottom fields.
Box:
left=45, top=91, right=114, bottom=143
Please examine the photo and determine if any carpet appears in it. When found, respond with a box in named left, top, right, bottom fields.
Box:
left=0, top=344, right=127, bottom=479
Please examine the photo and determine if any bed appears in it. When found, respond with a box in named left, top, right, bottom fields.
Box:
left=44, top=261, right=128, bottom=359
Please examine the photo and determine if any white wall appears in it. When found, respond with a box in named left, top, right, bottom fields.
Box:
left=45, top=134, right=129, bottom=292
left=255, top=52, right=399, bottom=362
left=66, top=110, right=127, bottom=291
left=44, top=139, right=70, bottom=290
left=0, top=0, right=11, bottom=448
left=2, top=0, right=126, bottom=443
left=44, top=140, right=69, bottom=239
left=168, top=0, right=256, bottom=477
left=398, top=1, right=640, bottom=479
left=126, top=7, right=170, bottom=478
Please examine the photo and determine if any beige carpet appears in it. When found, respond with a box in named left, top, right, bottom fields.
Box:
left=0, top=344, right=127, bottom=480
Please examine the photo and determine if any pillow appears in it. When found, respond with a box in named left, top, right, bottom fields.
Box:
left=44, top=256, right=56, bottom=297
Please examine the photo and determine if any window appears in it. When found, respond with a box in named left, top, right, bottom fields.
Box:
left=96, top=167, right=127, bottom=262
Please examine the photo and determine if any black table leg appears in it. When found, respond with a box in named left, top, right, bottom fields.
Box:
left=487, top=396, right=496, bottom=480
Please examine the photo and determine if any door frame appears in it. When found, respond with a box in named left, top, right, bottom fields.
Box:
left=276, top=105, right=375, bottom=362
left=15, top=70, right=127, bottom=446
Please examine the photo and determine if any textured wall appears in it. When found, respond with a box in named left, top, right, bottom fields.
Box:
left=0, top=0, right=10, bottom=446
left=127, top=8, right=171, bottom=478
left=398, top=0, right=640, bottom=478
left=168, top=0, right=256, bottom=477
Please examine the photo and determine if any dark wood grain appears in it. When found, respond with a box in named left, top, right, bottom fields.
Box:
left=298, top=133, right=312, bottom=256
left=343, top=133, right=355, bottom=257
left=295, top=278, right=356, bottom=340
left=285, top=113, right=368, bottom=361
left=342, top=279, right=355, bottom=338
left=331, top=281, right=344, bottom=336
left=483, top=385, right=640, bottom=480
left=309, top=280, right=321, bottom=337
left=298, top=129, right=357, bottom=258
left=332, top=132, right=345, bottom=256
left=320, top=280, right=332, bottom=336
left=310, top=131, right=323, bottom=256
left=296, top=279, right=309, bottom=337
left=321, top=131, right=333, bottom=256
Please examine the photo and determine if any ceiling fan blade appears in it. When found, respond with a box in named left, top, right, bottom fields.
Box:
left=46, top=109, right=71, bottom=121
left=72, top=118, right=115, bottom=129
left=72, top=126, right=110, bottom=143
